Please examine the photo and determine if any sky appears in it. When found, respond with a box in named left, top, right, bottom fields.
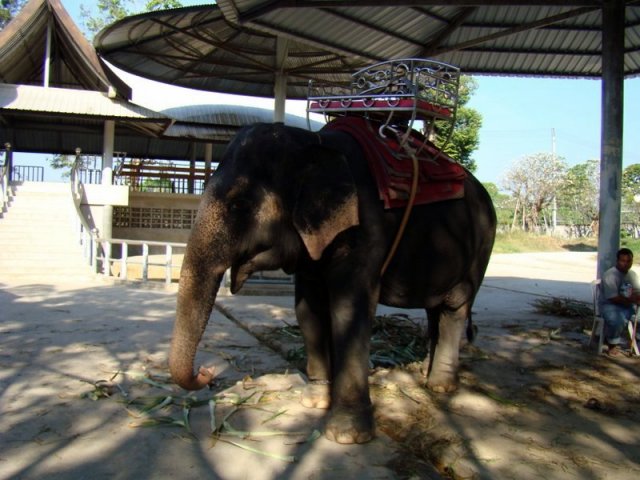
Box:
left=13, top=0, right=640, bottom=187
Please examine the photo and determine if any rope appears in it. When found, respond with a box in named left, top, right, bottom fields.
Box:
left=380, top=148, right=419, bottom=276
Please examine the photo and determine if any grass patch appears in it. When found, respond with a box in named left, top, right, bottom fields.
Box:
left=531, top=297, right=592, bottom=318
left=493, top=231, right=598, bottom=254
left=621, top=237, right=640, bottom=254
left=274, top=313, right=427, bottom=370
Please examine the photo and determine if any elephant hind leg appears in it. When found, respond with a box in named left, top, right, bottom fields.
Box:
left=424, top=302, right=469, bottom=393
left=466, top=312, right=478, bottom=343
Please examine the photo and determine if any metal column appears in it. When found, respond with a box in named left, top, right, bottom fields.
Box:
left=597, top=0, right=625, bottom=278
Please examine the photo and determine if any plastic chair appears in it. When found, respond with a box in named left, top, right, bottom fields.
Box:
left=590, top=279, right=640, bottom=356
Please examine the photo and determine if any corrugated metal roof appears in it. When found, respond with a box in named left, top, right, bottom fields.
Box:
left=95, top=2, right=640, bottom=100
left=0, top=0, right=323, bottom=160
left=161, top=104, right=324, bottom=131
left=0, top=83, right=170, bottom=120
left=94, top=5, right=366, bottom=99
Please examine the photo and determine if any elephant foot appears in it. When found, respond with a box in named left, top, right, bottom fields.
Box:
left=325, top=405, right=374, bottom=444
left=426, top=373, right=458, bottom=393
left=300, top=381, right=331, bottom=409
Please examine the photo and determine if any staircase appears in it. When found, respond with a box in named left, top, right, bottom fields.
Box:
left=0, top=182, right=93, bottom=283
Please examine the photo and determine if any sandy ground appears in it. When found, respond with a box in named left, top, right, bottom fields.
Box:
left=1, top=252, right=639, bottom=479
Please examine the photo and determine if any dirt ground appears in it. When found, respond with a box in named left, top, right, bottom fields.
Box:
left=1, top=252, right=639, bottom=479
left=215, top=251, right=640, bottom=479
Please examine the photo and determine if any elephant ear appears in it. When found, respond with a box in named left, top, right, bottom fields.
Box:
left=292, top=146, right=359, bottom=260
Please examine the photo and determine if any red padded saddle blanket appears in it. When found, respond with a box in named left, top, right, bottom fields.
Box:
left=323, top=116, right=466, bottom=209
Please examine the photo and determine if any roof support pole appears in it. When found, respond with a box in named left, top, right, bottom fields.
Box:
left=597, top=0, right=625, bottom=279
left=102, top=120, right=115, bottom=254
left=43, top=17, right=53, bottom=87
left=4, top=143, right=13, bottom=182
left=102, top=120, right=115, bottom=187
left=273, top=36, right=289, bottom=123
left=204, top=143, right=213, bottom=185
left=189, top=145, right=196, bottom=194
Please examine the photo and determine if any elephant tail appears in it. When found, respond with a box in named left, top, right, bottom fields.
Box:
left=466, top=313, right=478, bottom=343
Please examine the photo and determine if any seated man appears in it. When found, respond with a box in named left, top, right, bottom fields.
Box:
left=600, top=247, right=640, bottom=356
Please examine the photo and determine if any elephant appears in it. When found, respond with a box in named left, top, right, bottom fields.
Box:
left=169, top=120, right=496, bottom=444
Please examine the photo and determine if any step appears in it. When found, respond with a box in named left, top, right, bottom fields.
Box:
left=0, top=220, right=76, bottom=230
left=9, top=181, right=71, bottom=194
left=0, top=271, right=97, bottom=284
left=0, top=231, right=79, bottom=243
left=0, top=247, right=88, bottom=258
left=0, top=249, right=86, bottom=260
left=1, top=201, right=73, bottom=209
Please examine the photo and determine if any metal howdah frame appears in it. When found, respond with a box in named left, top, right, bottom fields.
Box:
left=307, top=58, right=460, bottom=151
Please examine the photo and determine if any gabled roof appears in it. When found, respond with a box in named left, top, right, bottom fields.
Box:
left=0, top=0, right=178, bottom=156
left=0, top=0, right=131, bottom=97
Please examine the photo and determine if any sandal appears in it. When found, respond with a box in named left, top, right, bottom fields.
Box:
left=607, top=345, right=620, bottom=357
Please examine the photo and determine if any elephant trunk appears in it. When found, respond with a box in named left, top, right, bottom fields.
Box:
left=169, top=266, right=223, bottom=390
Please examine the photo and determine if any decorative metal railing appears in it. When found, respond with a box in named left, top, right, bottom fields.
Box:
left=307, top=58, right=460, bottom=149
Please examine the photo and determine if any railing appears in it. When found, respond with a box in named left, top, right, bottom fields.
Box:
left=71, top=155, right=188, bottom=285
left=68, top=157, right=292, bottom=289
left=100, top=239, right=186, bottom=285
left=113, top=159, right=212, bottom=195
left=12, top=165, right=44, bottom=182
left=70, top=154, right=100, bottom=272
left=1, top=157, right=9, bottom=214
left=77, top=168, right=102, bottom=184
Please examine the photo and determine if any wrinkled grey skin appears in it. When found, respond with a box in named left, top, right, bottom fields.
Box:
left=169, top=122, right=496, bottom=444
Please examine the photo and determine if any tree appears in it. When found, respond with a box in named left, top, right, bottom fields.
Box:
left=433, top=76, right=482, bottom=172
left=556, top=159, right=599, bottom=236
left=80, top=0, right=182, bottom=37
left=501, top=152, right=567, bottom=231
left=622, top=163, right=640, bottom=202
left=0, top=0, right=27, bottom=29
left=145, top=0, right=182, bottom=11
left=48, top=153, right=103, bottom=181
left=621, top=163, right=640, bottom=237
left=483, top=181, right=514, bottom=227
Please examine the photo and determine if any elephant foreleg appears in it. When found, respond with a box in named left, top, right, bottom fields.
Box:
left=424, top=303, right=468, bottom=393
left=324, top=289, right=375, bottom=444
left=295, top=275, right=331, bottom=409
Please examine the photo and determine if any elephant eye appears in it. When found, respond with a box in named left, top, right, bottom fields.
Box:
left=229, top=197, right=252, bottom=213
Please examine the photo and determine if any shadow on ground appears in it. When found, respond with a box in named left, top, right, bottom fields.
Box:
left=0, top=282, right=416, bottom=480
left=1, top=254, right=639, bottom=479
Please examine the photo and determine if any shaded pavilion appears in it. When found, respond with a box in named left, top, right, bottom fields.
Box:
left=0, top=0, right=171, bottom=158
left=0, top=0, right=306, bottom=166
left=0, top=0, right=324, bottom=247
left=95, top=0, right=637, bottom=277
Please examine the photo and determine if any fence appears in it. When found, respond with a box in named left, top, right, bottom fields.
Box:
left=12, top=165, right=44, bottom=182
left=100, top=239, right=186, bottom=284
left=113, top=160, right=211, bottom=195
left=66, top=157, right=292, bottom=289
